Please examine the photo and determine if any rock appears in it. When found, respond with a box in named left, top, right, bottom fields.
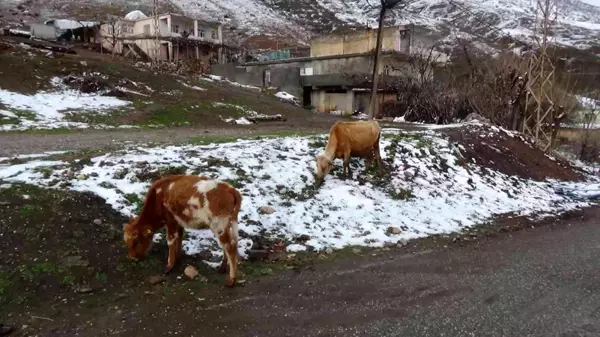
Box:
left=93, top=219, right=102, bottom=225
left=325, top=247, right=334, bottom=254
left=18, top=43, right=31, bottom=50
left=248, top=249, right=269, bottom=262
left=184, top=265, right=199, bottom=280
left=61, top=255, right=90, bottom=267
left=352, top=248, right=362, bottom=254
left=113, top=168, right=129, bottom=179
left=80, top=61, right=87, bottom=66
left=149, top=275, right=167, bottom=285
left=386, top=226, right=402, bottom=235
left=75, top=286, right=93, bottom=294
left=66, top=170, right=75, bottom=179
left=298, top=234, right=310, bottom=242
left=463, top=112, right=490, bottom=124
left=76, top=175, right=87, bottom=180
left=90, top=172, right=99, bottom=177
left=259, top=206, right=275, bottom=214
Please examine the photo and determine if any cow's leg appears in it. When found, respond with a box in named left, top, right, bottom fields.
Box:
left=211, top=222, right=228, bottom=274
left=374, top=134, right=383, bottom=171
left=212, top=219, right=238, bottom=286
left=365, top=154, right=373, bottom=172
left=164, top=221, right=180, bottom=274
left=176, top=226, right=184, bottom=258
left=343, top=149, right=352, bottom=179
left=220, top=226, right=238, bottom=287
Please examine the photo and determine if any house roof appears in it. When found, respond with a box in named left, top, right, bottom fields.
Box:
left=44, top=19, right=100, bottom=30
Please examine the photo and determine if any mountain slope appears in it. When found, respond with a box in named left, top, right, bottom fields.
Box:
left=2, top=0, right=600, bottom=50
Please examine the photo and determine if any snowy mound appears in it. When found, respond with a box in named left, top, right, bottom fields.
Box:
left=0, top=127, right=596, bottom=263
left=124, top=10, right=148, bottom=21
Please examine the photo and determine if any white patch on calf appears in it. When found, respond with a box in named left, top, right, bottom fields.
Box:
left=195, top=180, right=218, bottom=194
left=156, top=188, right=162, bottom=194
left=168, top=182, right=175, bottom=191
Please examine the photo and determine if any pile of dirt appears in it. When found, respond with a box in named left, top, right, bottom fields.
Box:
left=61, top=74, right=129, bottom=98
left=443, top=124, right=586, bottom=182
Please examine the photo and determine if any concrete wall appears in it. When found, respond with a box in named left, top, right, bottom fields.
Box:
left=30, top=23, right=57, bottom=40
left=211, top=63, right=303, bottom=98
left=310, top=27, right=410, bottom=57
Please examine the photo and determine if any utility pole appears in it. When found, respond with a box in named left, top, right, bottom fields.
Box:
left=152, top=0, right=161, bottom=69
left=523, top=0, right=558, bottom=152
left=367, top=0, right=406, bottom=120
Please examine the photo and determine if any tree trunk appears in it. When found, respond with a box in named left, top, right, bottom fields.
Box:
left=367, top=7, right=387, bottom=120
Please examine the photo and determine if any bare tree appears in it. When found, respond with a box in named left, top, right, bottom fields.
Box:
left=577, top=92, right=600, bottom=161
left=366, top=0, right=410, bottom=119
left=100, top=16, right=123, bottom=59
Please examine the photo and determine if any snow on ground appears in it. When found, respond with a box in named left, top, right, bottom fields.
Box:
left=0, top=127, right=596, bottom=264
left=214, top=102, right=282, bottom=125
left=0, top=77, right=132, bottom=131
left=202, top=75, right=261, bottom=91
left=275, top=91, right=299, bottom=105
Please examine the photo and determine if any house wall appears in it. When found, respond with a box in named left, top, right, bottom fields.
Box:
left=310, top=27, right=410, bottom=57
left=30, top=23, right=57, bottom=40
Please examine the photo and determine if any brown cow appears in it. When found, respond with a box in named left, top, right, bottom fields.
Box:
left=315, top=120, right=383, bottom=181
left=123, top=174, right=242, bottom=287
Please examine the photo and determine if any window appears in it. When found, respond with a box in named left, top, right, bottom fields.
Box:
left=143, top=24, right=150, bottom=35
left=211, top=29, right=218, bottom=40
left=264, top=70, right=271, bottom=86
left=172, top=25, right=179, bottom=33
left=383, top=64, right=391, bottom=75
left=198, top=29, right=205, bottom=38
left=120, top=23, right=133, bottom=35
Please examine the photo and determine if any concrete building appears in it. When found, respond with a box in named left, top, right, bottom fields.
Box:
left=99, top=12, right=224, bottom=63
left=30, top=19, right=100, bottom=42
left=211, top=25, right=445, bottom=116
left=310, top=26, right=412, bottom=57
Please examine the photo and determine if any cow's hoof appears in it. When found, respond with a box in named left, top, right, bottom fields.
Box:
left=225, top=277, right=236, bottom=288
left=163, top=265, right=174, bottom=275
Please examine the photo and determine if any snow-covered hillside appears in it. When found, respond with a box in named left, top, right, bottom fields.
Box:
left=2, top=0, right=600, bottom=50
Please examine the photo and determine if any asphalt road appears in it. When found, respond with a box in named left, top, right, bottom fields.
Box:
left=178, top=207, right=600, bottom=337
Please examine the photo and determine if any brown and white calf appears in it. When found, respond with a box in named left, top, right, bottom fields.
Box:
left=123, top=174, right=242, bottom=287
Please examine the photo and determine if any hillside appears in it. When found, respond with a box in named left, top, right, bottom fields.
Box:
left=2, top=0, right=600, bottom=52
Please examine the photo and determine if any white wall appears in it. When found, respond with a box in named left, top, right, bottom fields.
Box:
left=30, top=23, right=57, bottom=40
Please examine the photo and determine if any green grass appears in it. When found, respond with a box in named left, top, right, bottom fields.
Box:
left=189, top=130, right=322, bottom=145
left=19, top=204, right=42, bottom=216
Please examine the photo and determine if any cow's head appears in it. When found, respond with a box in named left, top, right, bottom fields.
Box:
left=123, top=217, right=154, bottom=260
left=315, top=154, right=333, bottom=182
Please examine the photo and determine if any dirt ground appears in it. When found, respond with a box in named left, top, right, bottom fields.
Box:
left=443, top=125, right=587, bottom=181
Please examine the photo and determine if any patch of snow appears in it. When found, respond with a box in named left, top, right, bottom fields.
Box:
left=0, top=77, right=131, bottom=131
left=0, top=127, right=595, bottom=261
left=205, top=75, right=261, bottom=91
left=178, top=80, right=207, bottom=91
left=115, top=87, right=149, bottom=97
left=224, top=117, right=252, bottom=125
left=393, top=116, right=406, bottom=123
left=286, top=244, right=307, bottom=252
left=9, top=29, right=31, bottom=36
left=275, top=91, right=299, bottom=104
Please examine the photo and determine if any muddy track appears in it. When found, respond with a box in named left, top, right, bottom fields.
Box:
left=0, top=124, right=331, bottom=157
